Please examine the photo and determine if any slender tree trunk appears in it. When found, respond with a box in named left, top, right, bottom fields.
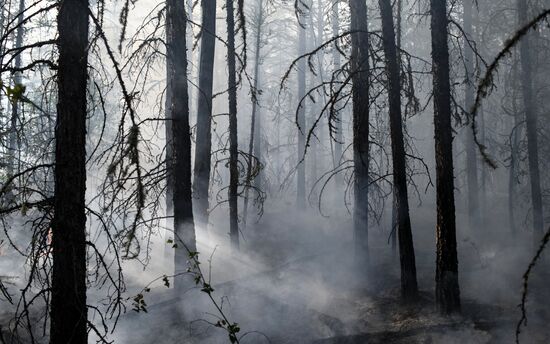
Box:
left=166, top=0, right=196, bottom=290
left=331, top=0, right=343, bottom=183
left=463, top=0, right=480, bottom=229
left=297, top=7, right=307, bottom=209
left=243, top=0, right=264, bottom=228
left=193, top=0, right=217, bottom=229
left=50, top=0, right=89, bottom=342
left=390, top=0, right=402, bottom=255
left=226, top=0, right=239, bottom=249
left=379, top=0, right=418, bottom=301
left=430, top=0, right=461, bottom=314
left=517, top=0, right=544, bottom=246
left=164, top=10, right=174, bottom=263
left=349, top=0, right=370, bottom=264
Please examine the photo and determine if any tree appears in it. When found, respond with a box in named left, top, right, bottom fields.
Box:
left=430, top=0, right=460, bottom=314
left=463, top=0, right=480, bottom=228
left=243, top=0, right=266, bottom=228
left=516, top=0, right=544, bottom=247
left=331, top=0, right=343, bottom=184
left=193, top=0, right=217, bottom=230
left=50, top=0, right=89, bottom=341
left=226, top=0, right=240, bottom=249
left=349, top=0, right=370, bottom=263
left=378, top=0, right=418, bottom=301
left=296, top=2, right=307, bottom=209
left=166, top=0, right=196, bottom=288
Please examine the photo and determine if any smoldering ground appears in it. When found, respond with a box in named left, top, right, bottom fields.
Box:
left=84, top=189, right=550, bottom=344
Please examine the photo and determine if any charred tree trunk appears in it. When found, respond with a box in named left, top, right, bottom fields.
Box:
left=463, top=0, right=480, bottom=229
left=517, top=0, right=544, bottom=246
left=226, top=0, right=239, bottom=249
left=166, top=0, right=196, bottom=289
left=192, top=0, right=217, bottom=230
left=430, top=0, right=461, bottom=314
left=378, top=0, right=418, bottom=301
left=50, top=0, right=89, bottom=342
left=164, top=7, right=174, bottom=263
left=349, top=0, right=370, bottom=264
left=390, top=0, right=402, bottom=255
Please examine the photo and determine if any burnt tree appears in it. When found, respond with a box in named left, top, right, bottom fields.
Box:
left=50, top=0, right=89, bottom=341
left=226, top=0, right=239, bottom=249
left=430, top=0, right=461, bottom=314
left=166, top=0, right=196, bottom=288
left=349, top=0, right=370, bottom=264
left=378, top=0, right=418, bottom=301
left=193, top=0, right=217, bottom=230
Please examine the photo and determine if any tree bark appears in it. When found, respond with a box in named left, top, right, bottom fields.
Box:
left=193, top=0, right=217, bottom=230
left=166, top=0, right=196, bottom=289
left=50, top=0, right=89, bottom=342
left=430, top=0, right=461, bottom=314
left=517, top=0, right=544, bottom=247
left=378, top=0, right=418, bottom=301
left=463, top=0, right=480, bottom=229
left=349, top=0, right=370, bottom=264
left=226, top=0, right=239, bottom=249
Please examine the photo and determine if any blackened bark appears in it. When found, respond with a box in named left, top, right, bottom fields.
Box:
left=349, top=0, right=370, bottom=263
left=517, top=0, right=544, bottom=246
left=226, top=0, right=239, bottom=249
left=463, top=0, right=480, bottom=228
left=164, top=9, right=174, bottom=263
left=379, top=0, right=418, bottom=301
left=193, top=0, right=217, bottom=229
left=166, top=0, right=196, bottom=289
left=50, top=0, right=89, bottom=342
left=430, top=0, right=460, bottom=314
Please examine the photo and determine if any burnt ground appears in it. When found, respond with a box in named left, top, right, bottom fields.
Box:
left=2, top=202, right=550, bottom=343
left=107, top=203, right=550, bottom=344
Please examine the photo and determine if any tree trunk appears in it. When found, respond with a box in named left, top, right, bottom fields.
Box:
left=517, top=0, right=544, bottom=246
left=349, top=0, right=370, bottom=264
left=430, top=0, right=460, bottom=314
left=193, top=0, right=217, bottom=230
left=166, top=0, right=196, bottom=289
left=296, top=7, right=307, bottom=209
left=331, top=0, right=343, bottom=183
left=226, top=0, right=239, bottom=249
left=463, top=0, right=480, bottom=229
left=50, top=0, right=89, bottom=342
left=379, top=0, right=418, bottom=301
left=164, top=7, right=174, bottom=264
left=243, top=0, right=264, bottom=228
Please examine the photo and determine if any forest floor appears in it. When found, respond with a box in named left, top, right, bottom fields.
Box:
left=1, top=200, right=550, bottom=343
left=112, top=200, right=550, bottom=344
